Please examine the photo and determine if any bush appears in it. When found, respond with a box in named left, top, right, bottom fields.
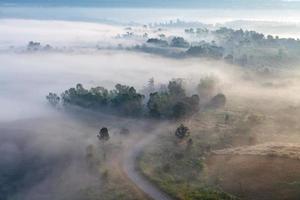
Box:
left=207, top=93, right=226, bottom=109
left=175, top=124, right=190, bottom=139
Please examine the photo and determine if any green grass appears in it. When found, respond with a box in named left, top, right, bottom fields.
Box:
left=137, top=110, right=241, bottom=200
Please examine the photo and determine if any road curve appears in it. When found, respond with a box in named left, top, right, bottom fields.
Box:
left=122, top=134, right=174, bottom=200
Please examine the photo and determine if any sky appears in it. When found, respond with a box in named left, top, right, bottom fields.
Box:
left=1, top=0, right=300, bottom=8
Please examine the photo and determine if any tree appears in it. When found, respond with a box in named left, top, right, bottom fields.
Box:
left=148, top=78, right=155, bottom=94
left=170, top=37, right=189, bottom=48
left=168, top=79, right=185, bottom=99
left=27, top=41, right=41, bottom=51
left=186, top=44, right=224, bottom=58
left=147, top=79, right=199, bottom=119
left=111, top=84, right=145, bottom=116
left=172, top=95, right=200, bottom=119
left=97, top=127, right=110, bottom=141
left=46, top=92, right=60, bottom=106
left=172, top=102, right=187, bottom=119
left=97, top=127, right=110, bottom=160
left=175, top=124, right=190, bottom=139
left=147, top=92, right=170, bottom=118
left=197, top=76, right=218, bottom=100
left=89, top=86, right=109, bottom=106
left=142, top=78, right=155, bottom=96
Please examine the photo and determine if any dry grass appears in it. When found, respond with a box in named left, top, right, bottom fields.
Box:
left=213, top=142, right=300, bottom=160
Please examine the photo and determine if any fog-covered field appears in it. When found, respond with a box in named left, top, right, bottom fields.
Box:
left=2, top=5, right=300, bottom=200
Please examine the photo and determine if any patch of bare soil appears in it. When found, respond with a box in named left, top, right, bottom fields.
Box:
left=204, top=143, right=300, bottom=200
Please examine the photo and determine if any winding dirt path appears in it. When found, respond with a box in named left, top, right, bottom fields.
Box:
left=122, top=134, right=174, bottom=200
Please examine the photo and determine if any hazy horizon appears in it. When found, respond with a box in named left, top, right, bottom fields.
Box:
left=1, top=0, right=300, bottom=9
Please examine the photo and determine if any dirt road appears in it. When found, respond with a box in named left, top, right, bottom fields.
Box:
left=122, top=134, right=173, bottom=200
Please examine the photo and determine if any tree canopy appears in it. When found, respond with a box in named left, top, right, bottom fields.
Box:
left=46, top=78, right=225, bottom=119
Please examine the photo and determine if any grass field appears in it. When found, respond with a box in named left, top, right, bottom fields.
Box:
left=138, top=94, right=300, bottom=200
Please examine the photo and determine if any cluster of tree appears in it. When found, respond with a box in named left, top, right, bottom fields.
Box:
left=147, top=79, right=200, bottom=119
left=180, top=27, right=300, bottom=67
left=146, top=37, right=190, bottom=48
left=47, top=78, right=226, bottom=119
left=146, top=38, right=168, bottom=47
left=185, top=27, right=209, bottom=35
left=214, top=27, right=265, bottom=44
left=143, top=37, right=225, bottom=59
left=170, top=37, right=190, bottom=48
left=183, top=27, right=300, bottom=51
left=213, top=27, right=300, bottom=67
left=46, top=92, right=60, bottom=106
left=186, top=43, right=224, bottom=59
left=149, top=19, right=207, bottom=28
left=27, top=41, right=52, bottom=51
left=59, top=83, right=144, bottom=116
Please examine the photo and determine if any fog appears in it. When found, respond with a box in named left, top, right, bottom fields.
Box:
left=3, top=7, right=300, bottom=24
left=2, top=7, right=300, bottom=200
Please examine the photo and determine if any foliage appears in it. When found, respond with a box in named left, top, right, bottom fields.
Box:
left=175, top=124, right=190, bottom=139
left=60, top=83, right=144, bottom=116
left=186, top=43, right=224, bottom=58
left=27, top=41, right=41, bottom=51
left=61, top=83, right=109, bottom=108
left=170, top=37, right=190, bottom=48
left=146, top=38, right=168, bottom=47
left=147, top=79, right=200, bottom=119
left=139, top=27, right=300, bottom=68
left=110, top=84, right=145, bottom=116
left=212, top=27, right=300, bottom=67
left=138, top=125, right=238, bottom=200
left=197, top=76, right=218, bottom=100
left=46, top=92, right=60, bottom=106
left=53, top=79, right=200, bottom=119
left=97, top=127, right=110, bottom=141
left=27, top=41, right=52, bottom=51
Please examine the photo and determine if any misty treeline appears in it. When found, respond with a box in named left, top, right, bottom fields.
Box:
left=27, top=41, right=52, bottom=51
left=24, top=25, right=300, bottom=69
left=135, top=27, right=300, bottom=68
left=47, top=77, right=225, bottom=119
